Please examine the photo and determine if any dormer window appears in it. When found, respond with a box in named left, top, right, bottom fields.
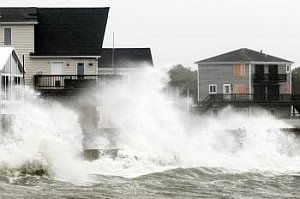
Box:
left=4, top=27, right=12, bottom=46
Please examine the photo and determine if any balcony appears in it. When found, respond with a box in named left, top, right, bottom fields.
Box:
left=253, top=74, right=287, bottom=83
left=34, top=74, right=124, bottom=90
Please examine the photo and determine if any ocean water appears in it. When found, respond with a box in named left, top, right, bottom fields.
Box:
left=1, top=69, right=300, bottom=198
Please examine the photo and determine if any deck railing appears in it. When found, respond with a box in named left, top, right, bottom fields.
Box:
left=205, top=94, right=300, bottom=103
left=34, top=74, right=124, bottom=89
left=253, top=74, right=287, bottom=83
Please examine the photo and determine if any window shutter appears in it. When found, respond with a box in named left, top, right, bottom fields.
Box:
left=233, top=84, right=246, bottom=94
left=233, top=64, right=246, bottom=77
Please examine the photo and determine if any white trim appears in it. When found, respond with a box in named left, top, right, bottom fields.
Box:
left=76, top=62, right=85, bottom=75
left=197, top=66, right=200, bottom=101
left=249, top=63, right=252, bottom=94
left=3, top=27, right=12, bottom=46
left=290, top=67, right=292, bottom=94
left=209, top=84, right=217, bottom=94
left=0, top=22, right=38, bottom=25
left=30, top=55, right=100, bottom=59
left=223, top=84, right=231, bottom=94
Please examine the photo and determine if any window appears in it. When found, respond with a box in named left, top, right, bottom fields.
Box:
left=4, top=27, right=12, bottom=46
left=209, top=84, right=217, bottom=94
left=233, top=64, right=246, bottom=77
left=286, top=65, right=290, bottom=73
left=233, top=84, right=246, bottom=94
left=223, top=84, right=231, bottom=94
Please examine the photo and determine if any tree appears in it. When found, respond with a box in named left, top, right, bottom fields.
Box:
left=167, top=64, right=198, bottom=103
left=292, top=67, right=300, bottom=94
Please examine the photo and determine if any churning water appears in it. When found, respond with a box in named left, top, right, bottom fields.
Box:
left=1, top=68, right=300, bottom=198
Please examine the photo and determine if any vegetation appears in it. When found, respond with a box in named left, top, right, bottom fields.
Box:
left=292, top=67, right=300, bottom=94
left=167, top=64, right=198, bottom=103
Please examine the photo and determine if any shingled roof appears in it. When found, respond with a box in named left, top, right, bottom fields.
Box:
left=98, top=48, right=154, bottom=68
left=0, top=7, right=37, bottom=23
left=32, top=8, right=109, bottom=56
left=196, top=48, right=293, bottom=64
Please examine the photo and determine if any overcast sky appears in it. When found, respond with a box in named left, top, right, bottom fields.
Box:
left=2, top=0, right=300, bottom=69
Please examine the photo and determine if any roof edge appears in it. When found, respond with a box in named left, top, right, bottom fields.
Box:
left=196, top=61, right=294, bottom=65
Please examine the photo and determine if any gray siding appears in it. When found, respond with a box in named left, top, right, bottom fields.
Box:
left=198, top=63, right=292, bottom=101
left=198, top=64, right=249, bottom=101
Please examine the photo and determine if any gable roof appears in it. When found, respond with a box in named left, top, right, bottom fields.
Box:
left=0, top=7, right=38, bottom=23
left=196, top=48, right=293, bottom=64
left=31, top=8, right=109, bottom=57
left=0, top=47, right=24, bottom=73
left=98, top=48, right=154, bottom=68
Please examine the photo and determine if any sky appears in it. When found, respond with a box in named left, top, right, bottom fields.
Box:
left=1, top=0, right=300, bottom=69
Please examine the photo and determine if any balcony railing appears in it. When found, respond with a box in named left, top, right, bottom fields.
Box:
left=253, top=74, right=287, bottom=83
left=204, top=94, right=300, bottom=104
left=34, top=74, right=124, bottom=89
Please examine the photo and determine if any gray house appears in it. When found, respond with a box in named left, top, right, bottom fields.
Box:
left=196, top=48, right=299, bottom=118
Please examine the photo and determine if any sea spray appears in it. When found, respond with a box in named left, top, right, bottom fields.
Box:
left=84, top=67, right=300, bottom=178
left=0, top=88, right=89, bottom=183
left=0, top=69, right=300, bottom=184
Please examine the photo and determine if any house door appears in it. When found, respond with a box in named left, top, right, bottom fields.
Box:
left=51, top=62, right=63, bottom=75
left=269, top=65, right=278, bottom=81
left=254, top=85, right=266, bottom=101
left=267, top=85, right=279, bottom=101
left=223, top=84, right=231, bottom=100
left=77, top=63, right=85, bottom=79
left=51, top=62, right=63, bottom=87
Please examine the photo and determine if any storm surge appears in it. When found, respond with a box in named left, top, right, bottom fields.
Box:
left=0, top=68, right=300, bottom=185
left=0, top=89, right=87, bottom=184
left=88, top=67, right=300, bottom=178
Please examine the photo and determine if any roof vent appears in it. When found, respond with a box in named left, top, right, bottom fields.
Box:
left=260, top=50, right=263, bottom=54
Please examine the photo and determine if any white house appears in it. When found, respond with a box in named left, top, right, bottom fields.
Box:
left=0, top=46, right=24, bottom=130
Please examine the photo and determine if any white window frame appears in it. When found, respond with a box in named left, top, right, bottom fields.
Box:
left=223, top=84, right=231, bottom=94
left=209, top=84, right=217, bottom=94
left=286, top=65, right=291, bottom=73
left=3, top=27, right=12, bottom=46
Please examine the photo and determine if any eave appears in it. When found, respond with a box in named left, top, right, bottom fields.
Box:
left=196, top=61, right=294, bottom=65
left=0, top=22, right=38, bottom=25
left=30, top=55, right=101, bottom=59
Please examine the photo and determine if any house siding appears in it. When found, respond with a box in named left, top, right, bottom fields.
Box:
left=28, top=58, right=98, bottom=75
left=0, top=25, right=99, bottom=86
left=0, top=25, right=35, bottom=84
left=198, top=64, right=249, bottom=101
left=198, top=63, right=292, bottom=101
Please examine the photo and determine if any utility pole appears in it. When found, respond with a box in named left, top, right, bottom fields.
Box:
left=112, top=32, right=116, bottom=75
left=187, top=88, right=190, bottom=130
